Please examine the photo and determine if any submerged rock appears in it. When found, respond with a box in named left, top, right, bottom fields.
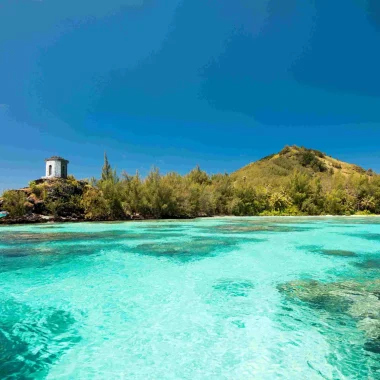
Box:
left=298, top=245, right=357, bottom=257
left=214, top=224, right=313, bottom=234
left=213, top=279, right=255, bottom=297
left=355, top=258, right=380, bottom=270
left=0, top=297, right=80, bottom=378
left=347, top=233, right=380, bottom=242
left=278, top=279, right=380, bottom=349
left=321, top=249, right=357, bottom=257
left=131, top=236, right=237, bottom=262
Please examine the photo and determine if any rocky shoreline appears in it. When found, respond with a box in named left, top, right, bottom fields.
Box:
left=2, top=213, right=380, bottom=226
left=0, top=213, right=149, bottom=225
left=0, top=214, right=82, bottom=225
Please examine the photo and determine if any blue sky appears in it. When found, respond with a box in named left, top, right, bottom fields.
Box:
left=1, top=0, right=380, bottom=190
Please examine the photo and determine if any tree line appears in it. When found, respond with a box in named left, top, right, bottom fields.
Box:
left=2, top=153, right=380, bottom=219
left=82, top=154, right=380, bottom=219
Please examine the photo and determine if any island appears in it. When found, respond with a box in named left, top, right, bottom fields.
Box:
left=1, top=146, right=379, bottom=224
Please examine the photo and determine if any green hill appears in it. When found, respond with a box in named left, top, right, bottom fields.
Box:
left=232, top=145, right=376, bottom=187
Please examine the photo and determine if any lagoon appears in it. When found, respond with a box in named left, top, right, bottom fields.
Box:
left=0, top=217, right=379, bottom=379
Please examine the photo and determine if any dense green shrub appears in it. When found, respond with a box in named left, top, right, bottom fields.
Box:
left=2, top=190, right=27, bottom=217
left=30, top=183, right=43, bottom=198
left=298, top=149, right=327, bottom=172
left=82, top=188, right=110, bottom=220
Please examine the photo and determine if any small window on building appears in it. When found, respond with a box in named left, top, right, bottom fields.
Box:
left=49, top=165, right=52, bottom=176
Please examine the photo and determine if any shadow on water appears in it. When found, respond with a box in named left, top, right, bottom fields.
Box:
left=0, top=296, right=81, bottom=379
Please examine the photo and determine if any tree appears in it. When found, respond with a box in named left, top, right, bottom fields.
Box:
left=2, top=190, right=27, bottom=217
left=269, top=190, right=291, bottom=212
left=360, top=196, right=376, bottom=212
left=101, top=152, right=113, bottom=182
left=82, top=187, right=110, bottom=220
left=186, top=165, right=210, bottom=185
left=324, top=190, right=346, bottom=215
left=211, top=173, right=234, bottom=214
left=287, top=171, right=311, bottom=211
left=230, top=185, right=263, bottom=215
left=121, top=171, right=144, bottom=216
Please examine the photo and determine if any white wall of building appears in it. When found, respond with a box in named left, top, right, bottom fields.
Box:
left=43, top=158, right=69, bottom=179
left=45, top=160, right=60, bottom=178
left=45, top=160, right=68, bottom=178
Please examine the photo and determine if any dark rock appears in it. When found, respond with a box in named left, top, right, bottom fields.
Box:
left=24, top=202, right=34, bottom=214
left=26, top=194, right=37, bottom=204
left=364, top=339, right=380, bottom=354
left=0, top=214, right=52, bottom=225
left=131, top=213, right=144, bottom=220
left=33, top=200, right=46, bottom=214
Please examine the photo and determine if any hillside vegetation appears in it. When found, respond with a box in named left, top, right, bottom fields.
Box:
left=1, top=146, right=380, bottom=223
left=233, top=145, right=374, bottom=187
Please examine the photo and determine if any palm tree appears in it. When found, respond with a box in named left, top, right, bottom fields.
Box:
left=360, top=196, right=375, bottom=212
left=269, top=189, right=291, bottom=212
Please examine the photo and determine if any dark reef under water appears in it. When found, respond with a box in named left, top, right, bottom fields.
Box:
left=0, top=297, right=80, bottom=379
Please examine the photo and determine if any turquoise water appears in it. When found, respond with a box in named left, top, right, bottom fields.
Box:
left=0, top=217, right=379, bottom=379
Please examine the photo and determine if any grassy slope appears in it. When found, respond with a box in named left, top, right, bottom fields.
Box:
left=232, top=145, right=373, bottom=187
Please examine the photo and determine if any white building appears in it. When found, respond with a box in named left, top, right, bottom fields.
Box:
left=43, top=156, right=69, bottom=179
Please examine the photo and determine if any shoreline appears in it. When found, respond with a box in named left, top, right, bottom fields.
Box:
left=1, top=213, right=380, bottom=227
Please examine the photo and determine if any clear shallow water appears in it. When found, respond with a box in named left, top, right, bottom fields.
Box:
left=0, top=217, right=379, bottom=379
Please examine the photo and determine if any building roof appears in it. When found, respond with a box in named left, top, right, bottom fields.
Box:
left=45, top=156, right=69, bottom=163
